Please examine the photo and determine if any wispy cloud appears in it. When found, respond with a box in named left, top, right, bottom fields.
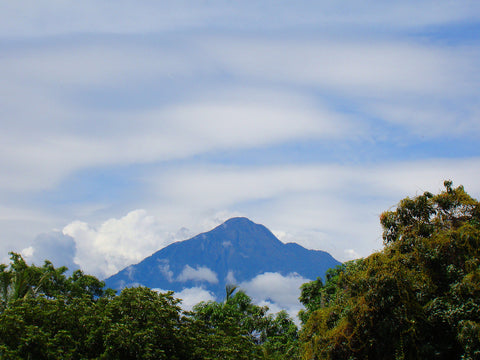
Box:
left=2, top=1, right=479, bottom=38
left=145, top=158, right=480, bottom=261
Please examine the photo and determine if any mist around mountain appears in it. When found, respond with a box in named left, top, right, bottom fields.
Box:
left=105, top=217, right=340, bottom=310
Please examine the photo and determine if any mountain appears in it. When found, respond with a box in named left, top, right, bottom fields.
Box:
left=105, top=217, right=341, bottom=300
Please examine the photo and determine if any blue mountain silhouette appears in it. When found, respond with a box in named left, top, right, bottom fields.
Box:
left=105, top=217, right=341, bottom=299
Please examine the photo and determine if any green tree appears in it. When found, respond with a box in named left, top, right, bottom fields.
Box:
left=0, top=253, right=51, bottom=309
left=99, top=287, right=189, bottom=360
left=261, top=310, right=299, bottom=359
left=299, top=181, right=480, bottom=359
left=0, top=254, right=113, bottom=359
left=0, top=253, right=111, bottom=312
left=0, top=291, right=105, bottom=359
left=191, top=286, right=299, bottom=359
left=0, top=256, right=300, bottom=359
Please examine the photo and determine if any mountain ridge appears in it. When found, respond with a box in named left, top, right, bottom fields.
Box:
left=105, top=217, right=341, bottom=299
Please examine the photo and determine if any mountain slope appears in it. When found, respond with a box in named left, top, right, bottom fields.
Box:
left=105, top=217, right=341, bottom=299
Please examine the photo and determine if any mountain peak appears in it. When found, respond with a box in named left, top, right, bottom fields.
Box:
left=205, top=217, right=279, bottom=248
left=105, top=217, right=341, bottom=299
left=217, top=217, right=267, bottom=233
left=222, top=217, right=254, bottom=226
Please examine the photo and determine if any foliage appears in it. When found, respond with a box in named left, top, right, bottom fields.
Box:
left=0, top=295, right=101, bottom=359
left=190, top=287, right=299, bottom=359
left=0, top=255, right=299, bottom=359
left=0, top=252, right=110, bottom=312
left=99, top=287, right=190, bottom=359
left=299, top=181, right=480, bottom=359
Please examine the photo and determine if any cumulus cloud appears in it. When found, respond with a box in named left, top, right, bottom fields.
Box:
left=62, top=209, right=182, bottom=279
left=177, top=265, right=219, bottom=284
left=175, top=287, right=216, bottom=311
left=6, top=156, right=478, bottom=276
left=240, top=272, right=311, bottom=319
left=21, top=231, right=78, bottom=271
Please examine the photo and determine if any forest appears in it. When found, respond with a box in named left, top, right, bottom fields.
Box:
left=1, top=181, right=479, bottom=359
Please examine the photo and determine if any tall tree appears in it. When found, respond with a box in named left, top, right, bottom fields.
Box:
left=300, top=181, right=480, bottom=359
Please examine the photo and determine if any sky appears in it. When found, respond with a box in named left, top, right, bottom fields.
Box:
left=1, top=1, right=480, bottom=310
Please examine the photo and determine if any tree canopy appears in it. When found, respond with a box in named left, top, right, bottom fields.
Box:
left=299, top=181, right=480, bottom=359
left=0, top=254, right=298, bottom=359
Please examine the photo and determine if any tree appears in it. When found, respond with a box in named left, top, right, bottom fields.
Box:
left=99, top=287, right=191, bottom=359
left=190, top=286, right=299, bottom=359
left=0, top=253, right=112, bottom=312
left=299, top=181, right=480, bottom=359
left=0, top=294, right=101, bottom=359
left=0, top=254, right=113, bottom=359
left=0, top=256, right=301, bottom=359
left=261, top=310, right=299, bottom=359
left=0, top=253, right=52, bottom=309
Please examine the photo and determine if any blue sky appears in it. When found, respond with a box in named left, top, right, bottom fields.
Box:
left=1, top=1, right=480, bottom=289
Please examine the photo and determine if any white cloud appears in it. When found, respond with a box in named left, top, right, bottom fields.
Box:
left=1, top=42, right=358, bottom=194
left=20, top=231, right=77, bottom=271
left=151, top=164, right=346, bottom=209
left=20, top=247, right=35, bottom=262
left=153, top=160, right=459, bottom=212
left=200, top=37, right=480, bottom=137
left=153, top=286, right=216, bottom=311
left=204, top=36, right=479, bottom=97
left=62, top=209, right=181, bottom=279
left=1, top=32, right=478, bottom=197
left=158, top=94, right=353, bottom=146
left=177, top=265, right=219, bottom=284
left=240, top=272, right=310, bottom=319
left=175, top=287, right=216, bottom=311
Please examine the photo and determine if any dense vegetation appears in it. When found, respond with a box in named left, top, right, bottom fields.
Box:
left=1, top=181, right=479, bottom=359
left=0, top=255, right=297, bottom=359
left=299, top=181, right=480, bottom=359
